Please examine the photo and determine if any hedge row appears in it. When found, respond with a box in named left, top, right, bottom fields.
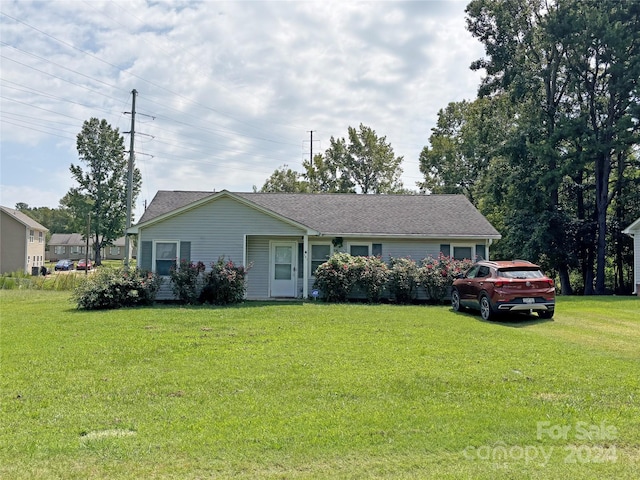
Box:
left=313, top=253, right=473, bottom=303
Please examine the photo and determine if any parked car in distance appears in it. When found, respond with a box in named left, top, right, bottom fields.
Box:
left=451, top=260, right=555, bottom=320
left=54, top=259, right=74, bottom=271
left=77, top=259, right=93, bottom=270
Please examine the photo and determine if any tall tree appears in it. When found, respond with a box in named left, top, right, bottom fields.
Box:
left=66, top=118, right=141, bottom=265
left=340, top=123, right=404, bottom=194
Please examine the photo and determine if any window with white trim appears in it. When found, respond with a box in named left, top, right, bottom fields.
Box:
left=155, top=241, right=178, bottom=275
left=310, top=243, right=332, bottom=275
left=39, top=232, right=43, bottom=243
left=54, top=246, right=65, bottom=255
left=29, top=230, right=34, bottom=243
left=109, top=246, right=121, bottom=255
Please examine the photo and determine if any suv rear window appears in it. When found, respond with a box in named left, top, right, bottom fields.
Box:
left=497, top=268, right=544, bottom=279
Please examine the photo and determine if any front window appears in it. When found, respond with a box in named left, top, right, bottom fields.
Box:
left=453, top=246, right=472, bottom=260
left=54, top=246, right=65, bottom=255
left=110, top=246, right=121, bottom=255
left=29, top=230, right=34, bottom=243
left=349, top=244, right=370, bottom=257
left=311, top=244, right=331, bottom=275
left=39, top=232, right=43, bottom=243
left=155, top=242, right=177, bottom=275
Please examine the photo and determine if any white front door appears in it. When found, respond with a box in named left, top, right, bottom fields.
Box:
left=270, top=241, right=297, bottom=297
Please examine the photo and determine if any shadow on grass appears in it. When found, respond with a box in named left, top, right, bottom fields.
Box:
left=450, top=308, right=554, bottom=328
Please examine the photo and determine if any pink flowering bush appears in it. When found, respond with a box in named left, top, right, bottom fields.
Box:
left=421, top=254, right=473, bottom=302
left=199, top=257, right=251, bottom=305
left=170, top=259, right=206, bottom=304
left=314, top=253, right=390, bottom=302
left=387, top=257, right=421, bottom=304
left=353, top=255, right=389, bottom=302
left=313, top=252, right=360, bottom=302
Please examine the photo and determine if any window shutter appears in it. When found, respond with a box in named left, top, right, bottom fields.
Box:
left=440, top=244, right=451, bottom=257
left=179, top=242, right=191, bottom=262
left=298, top=243, right=304, bottom=278
left=140, top=241, right=152, bottom=271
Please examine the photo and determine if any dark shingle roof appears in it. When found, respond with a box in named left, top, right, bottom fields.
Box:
left=136, top=191, right=501, bottom=238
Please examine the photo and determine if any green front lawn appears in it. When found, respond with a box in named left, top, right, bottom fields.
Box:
left=1, top=292, right=638, bottom=479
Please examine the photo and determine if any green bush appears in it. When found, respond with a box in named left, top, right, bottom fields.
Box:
left=73, top=268, right=162, bottom=310
left=169, top=260, right=206, bottom=304
left=313, top=252, right=361, bottom=302
left=352, top=255, right=389, bottom=302
left=199, top=257, right=251, bottom=305
left=387, top=257, right=421, bottom=304
left=421, top=254, right=473, bottom=302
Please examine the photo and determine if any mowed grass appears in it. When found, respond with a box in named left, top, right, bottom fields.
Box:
left=1, top=292, right=638, bottom=479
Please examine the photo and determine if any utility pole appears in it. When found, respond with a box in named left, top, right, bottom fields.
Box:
left=124, top=89, right=137, bottom=269
left=309, top=130, right=314, bottom=165
left=85, top=212, right=90, bottom=276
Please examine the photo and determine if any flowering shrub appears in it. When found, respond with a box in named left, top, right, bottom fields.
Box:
left=73, top=268, right=162, bottom=310
left=313, top=252, right=360, bottom=302
left=352, top=255, right=389, bottom=302
left=199, top=257, right=251, bottom=305
left=169, top=259, right=206, bottom=304
left=387, top=257, right=421, bottom=304
left=421, top=254, right=473, bottom=302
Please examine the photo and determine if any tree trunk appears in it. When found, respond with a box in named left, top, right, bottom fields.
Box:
left=594, top=151, right=611, bottom=294
left=558, top=264, right=573, bottom=296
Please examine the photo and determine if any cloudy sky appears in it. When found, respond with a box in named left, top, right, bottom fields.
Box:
left=1, top=0, right=485, bottom=219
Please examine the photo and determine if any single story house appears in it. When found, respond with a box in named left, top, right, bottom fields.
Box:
left=622, top=217, right=640, bottom=295
left=128, top=190, right=501, bottom=300
left=47, top=233, right=134, bottom=262
left=0, top=205, right=48, bottom=275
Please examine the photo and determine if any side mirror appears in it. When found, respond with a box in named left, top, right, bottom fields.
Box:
left=455, top=273, right=464, bottom=279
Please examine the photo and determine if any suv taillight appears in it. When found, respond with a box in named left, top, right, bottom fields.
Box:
left=494, top=281, right=504, bottom=288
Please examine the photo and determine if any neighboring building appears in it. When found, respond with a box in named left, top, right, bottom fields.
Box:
left=48, top=233, right=134, bottom=261
left=0, top=206, right=48, bottom=275
left=129, top=190, right=502, bottom=300
left=622, top=217, right=640, bottom=295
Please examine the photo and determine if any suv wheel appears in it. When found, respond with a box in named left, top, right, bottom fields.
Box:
left=451, top=288, right=462, bottom=312
left=480, top=295, right=495, bottom=321
left=538, top=310, right=554, bottom=319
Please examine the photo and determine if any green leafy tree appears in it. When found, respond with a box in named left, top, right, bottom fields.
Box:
left=66, top=118, right=141, bottom=265
left=16, top=204, right=75, bottom=235
left=259, top=165, right=309, bottom=193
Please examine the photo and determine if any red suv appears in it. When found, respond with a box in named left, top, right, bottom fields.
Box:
left=451, top=260, right=555, bottom=320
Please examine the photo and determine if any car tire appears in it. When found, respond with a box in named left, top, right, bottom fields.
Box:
left=538, top=310, right=554, bottom=319
left=480, top=295, right=495, bottom=321
left=451, top=288, right=462, bottom=312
